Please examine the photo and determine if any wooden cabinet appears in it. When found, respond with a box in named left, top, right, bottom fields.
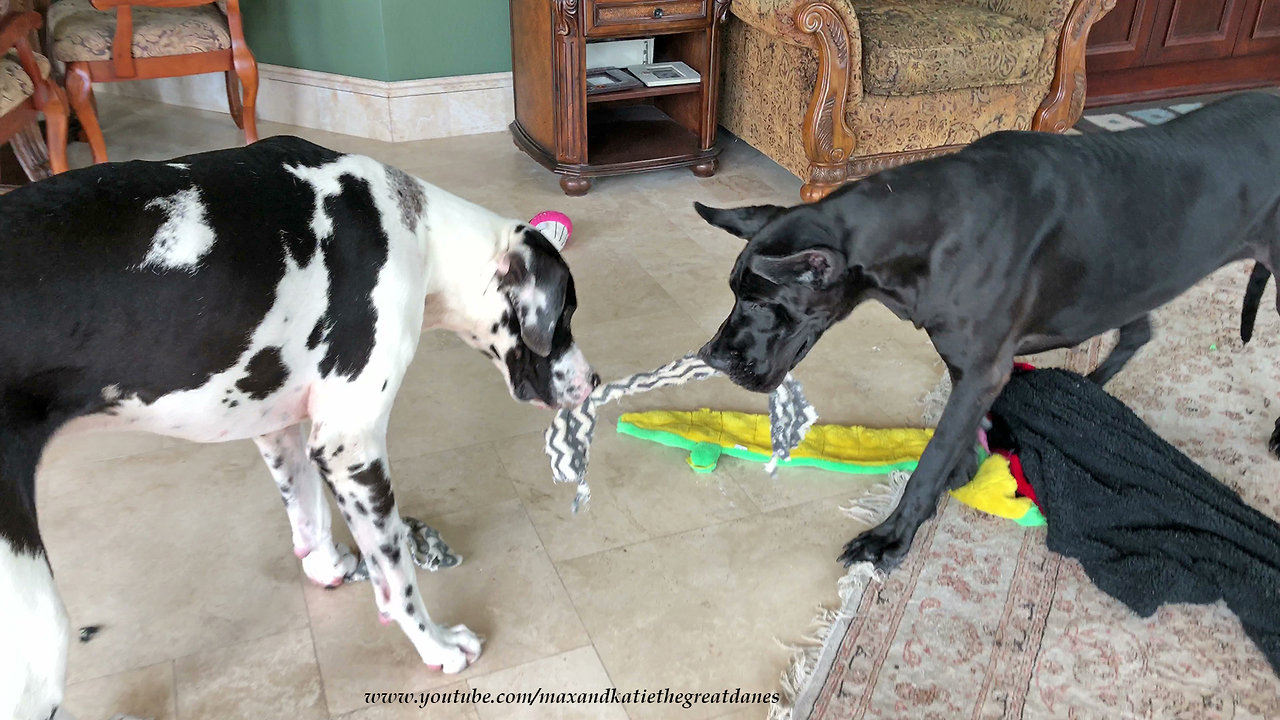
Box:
left=1146, top=0, right=1248, bottom=64
left=1086, top=0, right=1280, bottom=104
left=1236, top=0, right=1280, bottom=54
left=509, top=0, right=730, bottom=196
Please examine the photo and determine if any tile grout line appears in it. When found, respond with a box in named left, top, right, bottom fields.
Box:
left=509, top=503, right=630, bottom=719
left=493, top=448, right=597, bottom=651
left=490, top=446, right=626, bottom=701
left=539, top=480, right=876, bottom=569
left=169, top=658, right=179, bottom=720
left=296, top=571, right=337, bottom=720
left=444, top=445, right=587, bottom=717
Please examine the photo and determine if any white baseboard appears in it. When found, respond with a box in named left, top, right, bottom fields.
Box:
left=92, top=64, right=515, bottom=142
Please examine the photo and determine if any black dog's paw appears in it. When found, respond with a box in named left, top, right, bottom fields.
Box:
left=838, top=523, right=912, bottom=571
left=945, top=448, right=981, bottom=491
left=1269, top=417, right=1280, bottom=459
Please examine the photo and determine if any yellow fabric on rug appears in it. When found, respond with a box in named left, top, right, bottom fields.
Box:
left=618, top=408, right=1046, bottom=526
left=619, top=408, right=932, bottom=468
left=949, top=453, right=1037, bottom=520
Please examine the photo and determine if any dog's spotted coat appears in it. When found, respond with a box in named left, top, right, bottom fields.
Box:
left=0, top=136, right=596, bottom=720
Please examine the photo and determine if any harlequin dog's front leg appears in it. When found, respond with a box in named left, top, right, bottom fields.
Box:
left=254, top=426, right=359, bottom=587
left=308, top=426, right=481, bottom=673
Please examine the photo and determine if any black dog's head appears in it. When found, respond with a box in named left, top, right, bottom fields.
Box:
left=463, top=225, right=598, bottom=408
left=695, top=201, right=859, bottom=393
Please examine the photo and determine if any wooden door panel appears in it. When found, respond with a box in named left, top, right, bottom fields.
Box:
left=1088, top=0, right=1163, bottom=70
left=1235, top=0, right=1280, bottom=53
left=1143, top=0, right=1249, bottom=64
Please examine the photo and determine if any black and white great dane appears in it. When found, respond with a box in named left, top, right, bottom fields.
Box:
left=696, top=92, right=1280, bottom=572
left=0, top=135, right=597, bottom=720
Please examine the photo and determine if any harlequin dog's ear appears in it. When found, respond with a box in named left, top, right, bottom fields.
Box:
left=497, top=228, right=568, bottom=357
left=694, top=202, right=786, bottom=240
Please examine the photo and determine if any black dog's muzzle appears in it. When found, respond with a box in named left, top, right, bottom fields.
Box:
left=698, top=338, right=784, bottom=393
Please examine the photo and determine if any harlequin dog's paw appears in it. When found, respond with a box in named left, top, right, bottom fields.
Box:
left=301, top=542, right=361, bottom=588
left=419, top=623, right=483, bottom=674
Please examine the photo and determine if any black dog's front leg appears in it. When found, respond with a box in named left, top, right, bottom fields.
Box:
left=1087, top=315, right=1152, bottom=386
left=839, top=362, right=1009, bottom=570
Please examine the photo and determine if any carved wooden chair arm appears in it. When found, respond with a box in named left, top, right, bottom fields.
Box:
left=0, top=10, right=53, bottom=112
left=793, top=2, right=863, bottom=99
left=793, top=1, right=861, bottom=201
left=1032, top=0, right=1116, bottom=132
left=0, top=8, right=42, bottom=56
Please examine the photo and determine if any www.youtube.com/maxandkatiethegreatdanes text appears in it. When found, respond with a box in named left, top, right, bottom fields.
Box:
left=365, top=687, right=781, bottom=710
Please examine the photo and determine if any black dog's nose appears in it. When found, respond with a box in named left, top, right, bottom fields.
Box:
left=698, top=341, right=732, bottom=373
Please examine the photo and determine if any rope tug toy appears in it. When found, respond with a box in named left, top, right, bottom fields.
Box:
left=544, top=354, right=818, bottom=512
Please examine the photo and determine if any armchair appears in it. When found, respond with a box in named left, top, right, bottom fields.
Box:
left=720, top=0, right=1115, bottom=201
left=0, top=0, right=67, bottom=187
left=42, top=0, right=257, bottom=163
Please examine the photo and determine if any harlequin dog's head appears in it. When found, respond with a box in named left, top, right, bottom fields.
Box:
left=465, top=225, right=598, bottom=408
left=694, top=201, right=859, bottom=393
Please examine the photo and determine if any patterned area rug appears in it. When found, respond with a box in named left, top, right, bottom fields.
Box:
left=780, top=100, right=1280, bottom=717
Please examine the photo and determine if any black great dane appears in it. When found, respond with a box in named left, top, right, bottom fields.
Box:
left=696, top=92, right=1280, bottom=571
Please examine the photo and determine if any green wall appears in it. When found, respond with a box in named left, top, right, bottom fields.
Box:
left=241, top=0, right=512, bottom=82
left=382, top=0, right=512, bottom=81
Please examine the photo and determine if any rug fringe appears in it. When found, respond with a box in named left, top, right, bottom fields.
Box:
left=838, top=469, right=910, bottom=525
left=920, top=371, right=950, bottom=427
left=769, top=471, right=906, bottom=720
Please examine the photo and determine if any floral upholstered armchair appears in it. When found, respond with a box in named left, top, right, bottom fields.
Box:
left=720, top=0, right=1115, bottom=201
left=40, top=0, right=257, bottom=163
left=0, top=0, right=67, bottom=186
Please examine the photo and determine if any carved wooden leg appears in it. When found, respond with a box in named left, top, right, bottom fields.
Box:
left=1033, top=0, right=1118, bottom=132
left=225, top=70, right=244, bottom=129
left=802, top=163, right=848, bottom=203
left=65, top=64, right=107, bottom=164
left=43, top=86, right=70, bottom=175
left=797, top=2, right=858, bottom=203
left=12, top=122, right=52, bottom=181
left=559, top=175, right=591, bottom=196
left=232, top=51, right=259, bottom=143
left=691, top=158, right=718, bottom=178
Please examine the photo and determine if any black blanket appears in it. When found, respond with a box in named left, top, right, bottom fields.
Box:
left=988, top=368, right=1280, bottom=673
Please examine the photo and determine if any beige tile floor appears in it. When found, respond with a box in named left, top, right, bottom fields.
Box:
left=38, top=97, right=947, bottom=720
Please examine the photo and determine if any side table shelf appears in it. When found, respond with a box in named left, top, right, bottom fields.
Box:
left=509, top=0, right=731, bottom=196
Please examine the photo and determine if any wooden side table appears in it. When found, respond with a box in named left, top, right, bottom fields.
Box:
left=509, top=0, right=731, bottom=196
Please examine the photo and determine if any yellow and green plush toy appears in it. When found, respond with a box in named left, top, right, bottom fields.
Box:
left=617, top=408, right=1045, bottom=527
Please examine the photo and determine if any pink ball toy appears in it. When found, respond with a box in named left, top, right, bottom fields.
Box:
left=529, top=210, right=573, bottom=251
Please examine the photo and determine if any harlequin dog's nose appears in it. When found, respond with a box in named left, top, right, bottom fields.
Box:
left=590, top=373, right=601, bottom=389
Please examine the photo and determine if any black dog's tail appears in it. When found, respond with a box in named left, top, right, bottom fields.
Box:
left=1241, top=262, right=1272, bottom=344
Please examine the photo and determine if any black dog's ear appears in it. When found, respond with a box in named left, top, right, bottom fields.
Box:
left=694, top=202, right=786, bottom=239
left=749, top=247, right=846, bottom=288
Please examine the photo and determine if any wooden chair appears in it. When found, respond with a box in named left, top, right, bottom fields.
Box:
left=0, top=0, right=68, bottom=189
left=41, top=0, right=256, bottom=163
